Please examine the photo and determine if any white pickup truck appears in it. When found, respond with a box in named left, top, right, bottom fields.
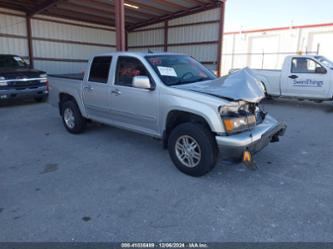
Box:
left=250, top=55, right=333, bottom=101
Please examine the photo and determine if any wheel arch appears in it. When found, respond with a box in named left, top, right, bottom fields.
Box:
left=163, top=110, right=215, bottom=149
left=58, top=93, right=82, bottom=116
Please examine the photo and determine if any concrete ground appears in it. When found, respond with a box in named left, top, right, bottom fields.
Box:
left=0, top=98, right=332, bottom=242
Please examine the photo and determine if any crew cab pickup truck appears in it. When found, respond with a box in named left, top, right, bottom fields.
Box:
left=251, top=55, right=333, bottom=101
left=0, top=54, right=48, bottom=102
left=48, top=52, right=286, bottom=176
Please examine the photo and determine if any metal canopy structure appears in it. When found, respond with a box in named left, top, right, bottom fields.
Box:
left=0, top=0, right=226, bottom=75
left=0, top=0, right=222, bottom=29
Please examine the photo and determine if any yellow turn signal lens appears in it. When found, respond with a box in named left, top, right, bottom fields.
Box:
left=223, top=119, right=234, bottom=133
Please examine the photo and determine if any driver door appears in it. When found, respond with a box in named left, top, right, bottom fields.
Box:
left=109, top=56, right=159, bottom=136
left=281, top=57, right=330, bottom=98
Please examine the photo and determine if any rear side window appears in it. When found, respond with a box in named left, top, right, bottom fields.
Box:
left=88, top=56, right=112, bottom=83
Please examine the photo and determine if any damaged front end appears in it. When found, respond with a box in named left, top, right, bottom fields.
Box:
left=175, top=68, right=287, bottom=170
left=210, top=69, right=287, bottom=169
left=216, top=111, right=286, bottom=170
left=219, top=101, right=266, bottom=135
left=217, top=101, right=277, bottom=170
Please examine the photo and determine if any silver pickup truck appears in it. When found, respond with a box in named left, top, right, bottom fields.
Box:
left=48, top=52, right=286, bottom=176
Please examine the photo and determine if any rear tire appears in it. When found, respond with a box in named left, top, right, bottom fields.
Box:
left=61, top=100, right=86, bottom=134
left=168, top=123, right=217, bottom=177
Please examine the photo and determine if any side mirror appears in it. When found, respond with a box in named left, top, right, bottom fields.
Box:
left=132, top=76, right=153, bottom=90
left=315, top=67, right=327, bottom=74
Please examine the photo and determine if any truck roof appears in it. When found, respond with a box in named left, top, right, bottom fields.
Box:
left=285, top=54, right=320, bottom=59
left=91, top=51, right=185, bottom=58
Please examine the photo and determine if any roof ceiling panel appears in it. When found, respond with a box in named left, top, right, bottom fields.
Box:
left=0, top=0, right=221, bottom=29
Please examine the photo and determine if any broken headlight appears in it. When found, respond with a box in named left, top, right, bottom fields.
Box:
left=219, top=101, right=257, bottom=134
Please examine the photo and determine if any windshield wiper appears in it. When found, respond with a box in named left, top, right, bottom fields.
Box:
left=174, top=77, right=209, bottom=85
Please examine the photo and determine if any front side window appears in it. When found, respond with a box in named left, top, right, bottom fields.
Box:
left=145, top=55, right=216, bottom=86
left=88, top=56, right=112, bottom=83
left=115, top=57, right=150, bottom=87
left=0, top=55, right=28, bottom=68
left=291, top=58, right=325, bottom=74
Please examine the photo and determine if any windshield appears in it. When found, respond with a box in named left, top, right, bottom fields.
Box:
left=0, top=55, right=28, bottom=68
left=145, top=55, right=217, bottom=86
left=315, top=56, right=333, bottom=69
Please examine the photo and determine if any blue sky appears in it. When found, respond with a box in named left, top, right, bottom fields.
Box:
left=224, top=0, right=333, bottom=32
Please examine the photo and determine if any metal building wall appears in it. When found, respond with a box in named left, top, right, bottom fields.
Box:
left=31, top=16, right=116, bottom=74
left=0, top=8, right=28, bottom=57
left=221, top=23, right=333, bottom=75
left=128, top=23, right=165, bottom=53
left=128, top=8, right=221, bottom=71
left=0, top=8, right=116, bottom=74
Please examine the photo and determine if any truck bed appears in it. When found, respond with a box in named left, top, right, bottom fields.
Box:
left=48, top=73, right=84, bottom=109
left=252, top=69, right=281, bottom=72
left=251, top=69, right=282, bottom=96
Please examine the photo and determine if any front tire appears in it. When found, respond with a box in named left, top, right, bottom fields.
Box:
left=168, top=123, right=217, bottom=177
left=61, top=100, right=86, bottom=134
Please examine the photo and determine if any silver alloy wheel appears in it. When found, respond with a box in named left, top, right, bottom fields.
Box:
left=175, top=135, right=201, bottom=168
left=64, top=108, right=75, bottom=129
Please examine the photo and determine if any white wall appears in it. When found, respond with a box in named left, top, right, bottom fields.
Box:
left=1, top=7, right=221, bottom=74
left=0, top=8, right=116, bottom=74
left=128, top=8, right=221, bottom=71
left=128, top=23, right=165, bottom=52
left=221, top=24, right=333, bottom=75
left=0, top=8, right=27, bottom=56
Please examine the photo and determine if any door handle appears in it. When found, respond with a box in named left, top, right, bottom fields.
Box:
left=111, top=89, right=121, bottom=96
left=289, top=75, right=298, bottom=79
left=84, top=85, right=93, bottom=91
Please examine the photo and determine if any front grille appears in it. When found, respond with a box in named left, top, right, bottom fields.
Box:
left=0, top=80, right=45, bottom=90
left=11, top=80, right=41, bottom=87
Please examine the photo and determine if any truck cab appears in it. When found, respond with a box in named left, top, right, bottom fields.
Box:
left=280, top=55, right=333, bottom=99
left=81, top=54, right=160, bottom=136
left=253, top=55, right=333, bottom=101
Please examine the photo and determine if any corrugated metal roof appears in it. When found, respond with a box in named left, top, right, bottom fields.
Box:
left=0, top=0, right=222, bottom=30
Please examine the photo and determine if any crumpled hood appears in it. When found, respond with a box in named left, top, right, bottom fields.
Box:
left=173, top=68, right=265, bottom=103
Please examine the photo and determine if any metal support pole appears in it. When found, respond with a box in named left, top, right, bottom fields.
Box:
left=217, top=1, right=226, bottom=77
left=231, top=33, right=236, bottom=69
left=164, top=21, right=168, bottom=52
left=125, top=30, right=128, bottom=51
left=261, top=50, right=265, bottom=69
left=115, top=0, right=125, bottom=51
left=316, top=43, right=320, bottom=55
left=26, top=14, right=34, bottom=67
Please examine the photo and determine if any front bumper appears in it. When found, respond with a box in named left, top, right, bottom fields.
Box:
left=0, top=86, right=48, bottom=100
left=215, top=115, right=287, bottom=160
